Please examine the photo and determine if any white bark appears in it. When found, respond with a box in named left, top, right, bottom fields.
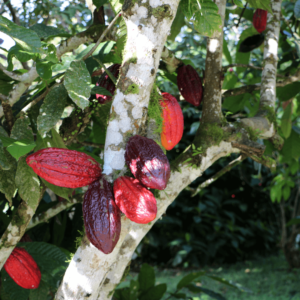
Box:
left=103, top=0, right=179, bottom=174
left=260, top=0, right=282, bottom=109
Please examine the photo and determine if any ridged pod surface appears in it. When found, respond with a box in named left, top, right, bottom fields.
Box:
left=113, top=176, right=157, bottom=224
left=96, top=64, right=120, bottom=104
left=160, top=92, right=184, bottom=151
left=4, top=247, right=41, bottom=289
left=177, top=65, right=203, bottom=106
left=125, top=135, right=170, bottom=190
left=253, top=9, right=267, bottom=33
left=26, top=148, right=101, bottom=188
left=83, top=178, right=121, bottom=254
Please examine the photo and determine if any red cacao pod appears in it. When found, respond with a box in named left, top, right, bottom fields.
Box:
left=113, top=176, right=157, bottom=224
left=160, top=92, right=184, bottom=151
left=26, top=148, right=101, bottom=188
left=4, top=247, right=41, bottom=289
left=177, top=65, right=203, bottom=106
left=83, top=178, right=121, bottom=254
left=96, top=64, right=120, bottom=104
left=253, top=9, right=267, bottom=33
left=125, top=135, right=170, bottom=190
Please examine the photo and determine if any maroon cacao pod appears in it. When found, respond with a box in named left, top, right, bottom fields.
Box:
left=26, top=148, right=101, bottom=188
left=125, top=135, right=170, bottom=190
left=253, top=9, right=267, bottom=33
left=4, top=247, right=41, bottom=289
left=160, top=93, right=184, bottom=151
left=96, top=64, right=121, bottom=104
left=83, top=178, right=121, bottom=254
left=113, top=176, right=157, bottom=224
left=177, top=65, right=203, bottom=106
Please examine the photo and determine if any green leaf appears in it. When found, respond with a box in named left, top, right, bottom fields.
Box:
left=0, top=16, right=42, bottom=53
left=193, top=1, right=222, bottom=37
left=276, top=82, right=300, bottom=102
left=177, top=271, right=206, bottom=290
left=281, top=103, right=292, bottom=139
left=247, top=0, right=272, bottom=13
left=91, top=86, right=112, bottom=96
left=37, top=84, right=68, bottom=137
left=36, top=60, right=53, bottom=80
left=0, top=148, right=13, bottom=170
left=8, top=44, right=36, bottom=64
left=10, top=116, right=34, bottom=141
left=7, top=141, right=36, bottom=160
left=281, top=129, right=300, bottom=162
left=15, top=156, right=40, bottom=208
left=138, top=263, right=155, bottom=293
left=30, top=24, right=71, bottom=40
left=168, top=293, right=187, bottom=299
left=196, top=287, right=227, bottom=300
left=168, top=9, right=185, bottom=41
left=223, top=38, right=232, bottom=64
left=1, top=268, right=30, bottom=300
left=64, top=60, right=91, bottom=109
left=205, top=275, right=252, bottom=293
left=29, top=281, right=49, bottom=300
left=140, top=284, right=167, bottom=300
left=0, top=80, right=14, bottom=96
left=282, top=185, right=290, bottom=201
left=295, top=0, right=300, bottom=19
left=51, top=128, right=67, bottom=149
left=286, top=216, right=300, bottom=227
left=0, top=152, right=17, bottom=204
left=93, top=0, right=109, bottom=8
left=233, top=0, right=244, bottom=8
left=41, top=178, right=71, bottom=201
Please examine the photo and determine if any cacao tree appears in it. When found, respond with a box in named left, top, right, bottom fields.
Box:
left=0, top=0, right=299, bottom=299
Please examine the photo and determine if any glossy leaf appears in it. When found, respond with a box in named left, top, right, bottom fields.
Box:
left=41, top=178, right=71, bottom=201
left=247, top=0, right=272, bottom=13
left=30, top=24, right=71, bottom=40
left=64, top=60, right=91, bottom=109
left=139, top=284, right=167, bottom=300
left=11, top=116, right=34, bottom=141
left=29, top=280, right=48, bottom=300
left=138, top=263, right=155, bottom=293
left=281, top=103, right=292, bottom=139
left=0, top=16, right=42, bottom=53
left=15, top=156, right=40, bottom=207
left=37, top=84, right=68, bottom=137
left=177, top=271, right=206, bottom=290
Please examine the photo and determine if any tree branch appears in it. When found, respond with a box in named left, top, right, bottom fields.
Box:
left=160, top=46, right=182, bottom=73
left=4, top=0, right=20, bottom=25
left=201, top=0, right=226, bottom=124
left=190, top=155, right=246, bottom=197
left=0, top=62, right=23, bottom=81
left=27, top=194, right=83, bottom=230
left=0, top=187, right=46, bottom=269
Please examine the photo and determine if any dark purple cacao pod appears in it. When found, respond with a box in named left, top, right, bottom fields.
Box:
left=4, top=247, right=41, bottom=289
left=253, top=9, right=267, bottom=33
left=125, top=135, right=170, bottom=190
left=96, top=64, right=120, bottom=104
left=83, top=178, right=121, bottom=254
left=177, top=65, right=203, bottom=106
left=113, top=176, right=157, bottom=224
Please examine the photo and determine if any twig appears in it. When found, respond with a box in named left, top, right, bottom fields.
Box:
left=82, top=11, right=121, bottom=61
left=191, top=155, right=246, bottom=197
left=76, top=139, right=104, bottom=149
left=248, top=154, right=276, bottom=172
left=4, top=0, right=20, bottom=25
left=27, top=194, right=83, bottom=230
left=235, top=2, right=248, bottom=28
left=0, top=62, right=23, bottom=81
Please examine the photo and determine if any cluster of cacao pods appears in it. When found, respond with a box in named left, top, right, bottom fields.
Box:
left=253, top=9, right=267, bottom=33
left=4, top=247, right=41, bottom=289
